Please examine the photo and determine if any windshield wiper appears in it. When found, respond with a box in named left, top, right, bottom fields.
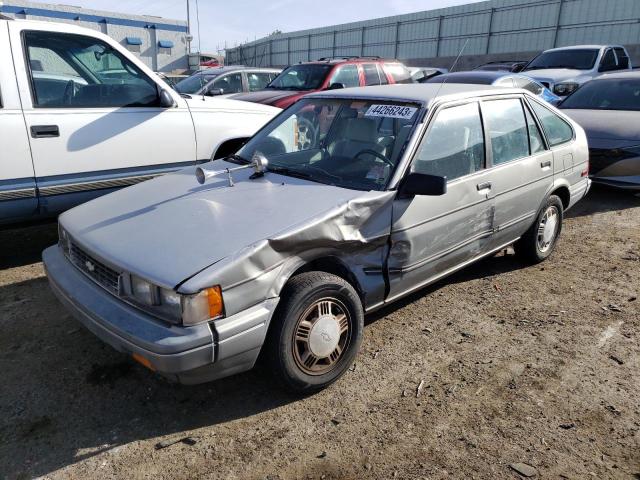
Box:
left=179, top=93, right=192, bottom=98
left=267, top=165, right=314, bottom=180
left=225, top=153, right=250, bottom=165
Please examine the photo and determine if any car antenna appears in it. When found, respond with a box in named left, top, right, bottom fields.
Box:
left=194, top=0, right=206, bottom=101
left=434, top=38, right=469, bottom=100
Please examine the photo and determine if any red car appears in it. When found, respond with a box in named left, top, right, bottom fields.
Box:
left=229, top=56, right=413, bottom=109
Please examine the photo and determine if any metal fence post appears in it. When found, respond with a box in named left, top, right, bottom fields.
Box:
left=436, top=15, right=443, bottom=57
left=360, top=26, right=365, bottom=56
left=308, top=33, right=311, bottom=61
left=486, top=7, right=494, bottom=54
left=394, top=21, right=400, bottom=58
left=553, top=0, right=565, bottom=48
left=332, top=30, right=336, bottom=57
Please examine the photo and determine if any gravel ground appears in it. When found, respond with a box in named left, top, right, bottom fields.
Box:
left=0, top=185, right=639, bottom=480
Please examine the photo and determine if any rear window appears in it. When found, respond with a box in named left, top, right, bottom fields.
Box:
left=530, top=100, right=574, bottom=146
left=383, top=63, right=412, bottom=84
left=524, top=49, right=599, bottom=71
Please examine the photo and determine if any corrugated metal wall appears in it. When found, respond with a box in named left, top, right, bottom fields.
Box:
left=226, top=0, right=640, bottom=67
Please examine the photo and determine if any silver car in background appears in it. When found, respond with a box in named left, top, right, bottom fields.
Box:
left=174, top=66, right=282, bottom=97
left=43, top=84, right=590, bottom=393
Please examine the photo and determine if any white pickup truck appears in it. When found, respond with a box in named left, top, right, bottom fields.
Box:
left=521, top=44, right=632, bottom=97
left=0, top=18, right=279, bottom=225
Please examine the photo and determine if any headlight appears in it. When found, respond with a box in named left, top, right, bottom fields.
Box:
left=126, top=275, right=224, bottom=326
left=553, top=82, right=579, bottom=96
left=131, top=275, right=155, bottom=305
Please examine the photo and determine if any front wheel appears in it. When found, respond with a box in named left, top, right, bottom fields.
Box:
left=514, top=194, right=564, bottom=264
left=264, top=271, right=364, bottom=393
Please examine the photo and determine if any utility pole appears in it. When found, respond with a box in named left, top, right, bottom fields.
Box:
left=186, top=0, right=191, bottom=54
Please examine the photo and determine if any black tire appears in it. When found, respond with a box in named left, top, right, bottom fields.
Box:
left=265, top=271, right=364, bottom=393
left=514, top=194, right=564, bottom=264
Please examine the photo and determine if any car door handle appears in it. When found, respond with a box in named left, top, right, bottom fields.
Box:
left=540, top=160, right=552, bottom=169
left=30, top=125, right=59, bottom=138
left=476, top=182, right=492, bottom=191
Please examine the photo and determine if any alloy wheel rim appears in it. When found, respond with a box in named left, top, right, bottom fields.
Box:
left=537, top=206, right=559, bottom=253
left=292, top=298, right=351, bottom=375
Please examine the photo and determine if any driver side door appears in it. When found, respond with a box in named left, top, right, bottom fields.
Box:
left=10, top=24, right=195, bottom=215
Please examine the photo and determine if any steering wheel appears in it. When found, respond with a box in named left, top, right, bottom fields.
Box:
left=354, top=149, right=394, bottom=168
left=296, top=115, right=319, bottom=150
left=62, top=80, right=79, bottom=106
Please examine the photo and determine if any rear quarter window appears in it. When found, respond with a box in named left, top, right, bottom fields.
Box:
left=383, top=63, right=412, bottom=84
left=529, top=100, right=573, bottom=147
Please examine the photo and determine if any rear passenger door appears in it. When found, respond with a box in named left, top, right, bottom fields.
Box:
left=480, top=96, right=555, bottom=248
left=387, top=101, right=495, bottom=301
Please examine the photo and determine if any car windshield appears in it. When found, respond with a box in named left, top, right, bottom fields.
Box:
left=175, top=73, right=217, bottom=93
left=267, top=64, right=333, bottom=90
left=560, top=78, right=640, bottom=111
left=236, top=97, right=422, bottom=191
left=524, top=49, right=599, bottom=70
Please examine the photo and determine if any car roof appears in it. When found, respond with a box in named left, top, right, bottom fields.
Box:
left=306, top=83, right=521, bottom=106
left=303, top=57, right=400, bottom=65
left=198, top=66, right=279, bottom=74
left=543, top=45, right=617, bottom=53
left=426, top=71, right=511, bottom=84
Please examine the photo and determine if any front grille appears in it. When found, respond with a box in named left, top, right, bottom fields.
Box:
left=68, top=242, right=121, bottom=295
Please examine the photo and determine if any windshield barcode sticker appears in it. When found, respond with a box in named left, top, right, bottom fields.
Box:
left=365, top=105, right=417, bottom=119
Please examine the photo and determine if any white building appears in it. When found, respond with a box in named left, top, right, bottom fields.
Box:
left=0, top=0, right=189, bottom=72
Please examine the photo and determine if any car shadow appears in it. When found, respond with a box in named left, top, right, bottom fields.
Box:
left=0, top=220, right=58, bottom=269
left=0, top=276, right=299, bottom=478
left=565, top=183, right=640, bottom=219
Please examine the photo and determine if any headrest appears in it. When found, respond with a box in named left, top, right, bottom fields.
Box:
left=344, top=118, right=377, bottom=143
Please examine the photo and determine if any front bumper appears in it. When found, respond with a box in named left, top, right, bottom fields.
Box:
left=43, top=245, right=279, bottom=384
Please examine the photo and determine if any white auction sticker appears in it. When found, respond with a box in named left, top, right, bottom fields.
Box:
left=365, top=104, right=417, bottom=119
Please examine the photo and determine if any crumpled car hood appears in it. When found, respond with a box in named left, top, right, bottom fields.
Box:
left=59, top=161, right=368, bottom=290
left=562, top=109, right=640, bottom=148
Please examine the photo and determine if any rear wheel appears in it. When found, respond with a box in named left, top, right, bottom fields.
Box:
left=265, top=271, right=363, bottom=393
left=514, top=194, right=564, bottom=264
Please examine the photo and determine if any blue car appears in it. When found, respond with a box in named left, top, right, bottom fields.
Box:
left=426, top=71, right=561, bottom=104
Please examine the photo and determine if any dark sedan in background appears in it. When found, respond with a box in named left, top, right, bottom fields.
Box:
left=561, top=71, right=640, bottom=189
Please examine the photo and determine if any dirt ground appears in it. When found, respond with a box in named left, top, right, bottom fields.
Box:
left=0, top=185, right=639, bottom=480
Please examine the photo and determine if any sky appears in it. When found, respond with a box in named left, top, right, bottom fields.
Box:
left=25, top=0, right=485, bottom=53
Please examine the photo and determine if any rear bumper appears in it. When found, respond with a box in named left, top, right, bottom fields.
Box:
left=43, top=245, right=279, bottom=384
left=568, top=177, right=591, bottom=210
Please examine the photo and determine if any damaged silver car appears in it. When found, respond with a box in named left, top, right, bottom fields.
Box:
left=43, top=84, right=590, bottom=392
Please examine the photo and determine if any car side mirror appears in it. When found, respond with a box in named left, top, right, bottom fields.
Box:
left=159, top=89, right=175, bottom=108
left=327, top=82, right=345, bottom=90
left=206, top=87, right=225, bottom=96
left=399, top=172, right=447, bottom=197
left=511, top=64, right=524, bottom=73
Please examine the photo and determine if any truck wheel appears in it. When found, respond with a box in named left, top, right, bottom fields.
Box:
left=265, top=271, right=363, bottom=393
left=514, top=194, right=564, bottom=264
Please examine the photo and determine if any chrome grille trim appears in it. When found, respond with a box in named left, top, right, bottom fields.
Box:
left=68, top=242, right=121, bottom=295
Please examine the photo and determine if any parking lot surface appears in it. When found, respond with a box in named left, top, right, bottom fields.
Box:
left=1, top=186, right=638, bottom=480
